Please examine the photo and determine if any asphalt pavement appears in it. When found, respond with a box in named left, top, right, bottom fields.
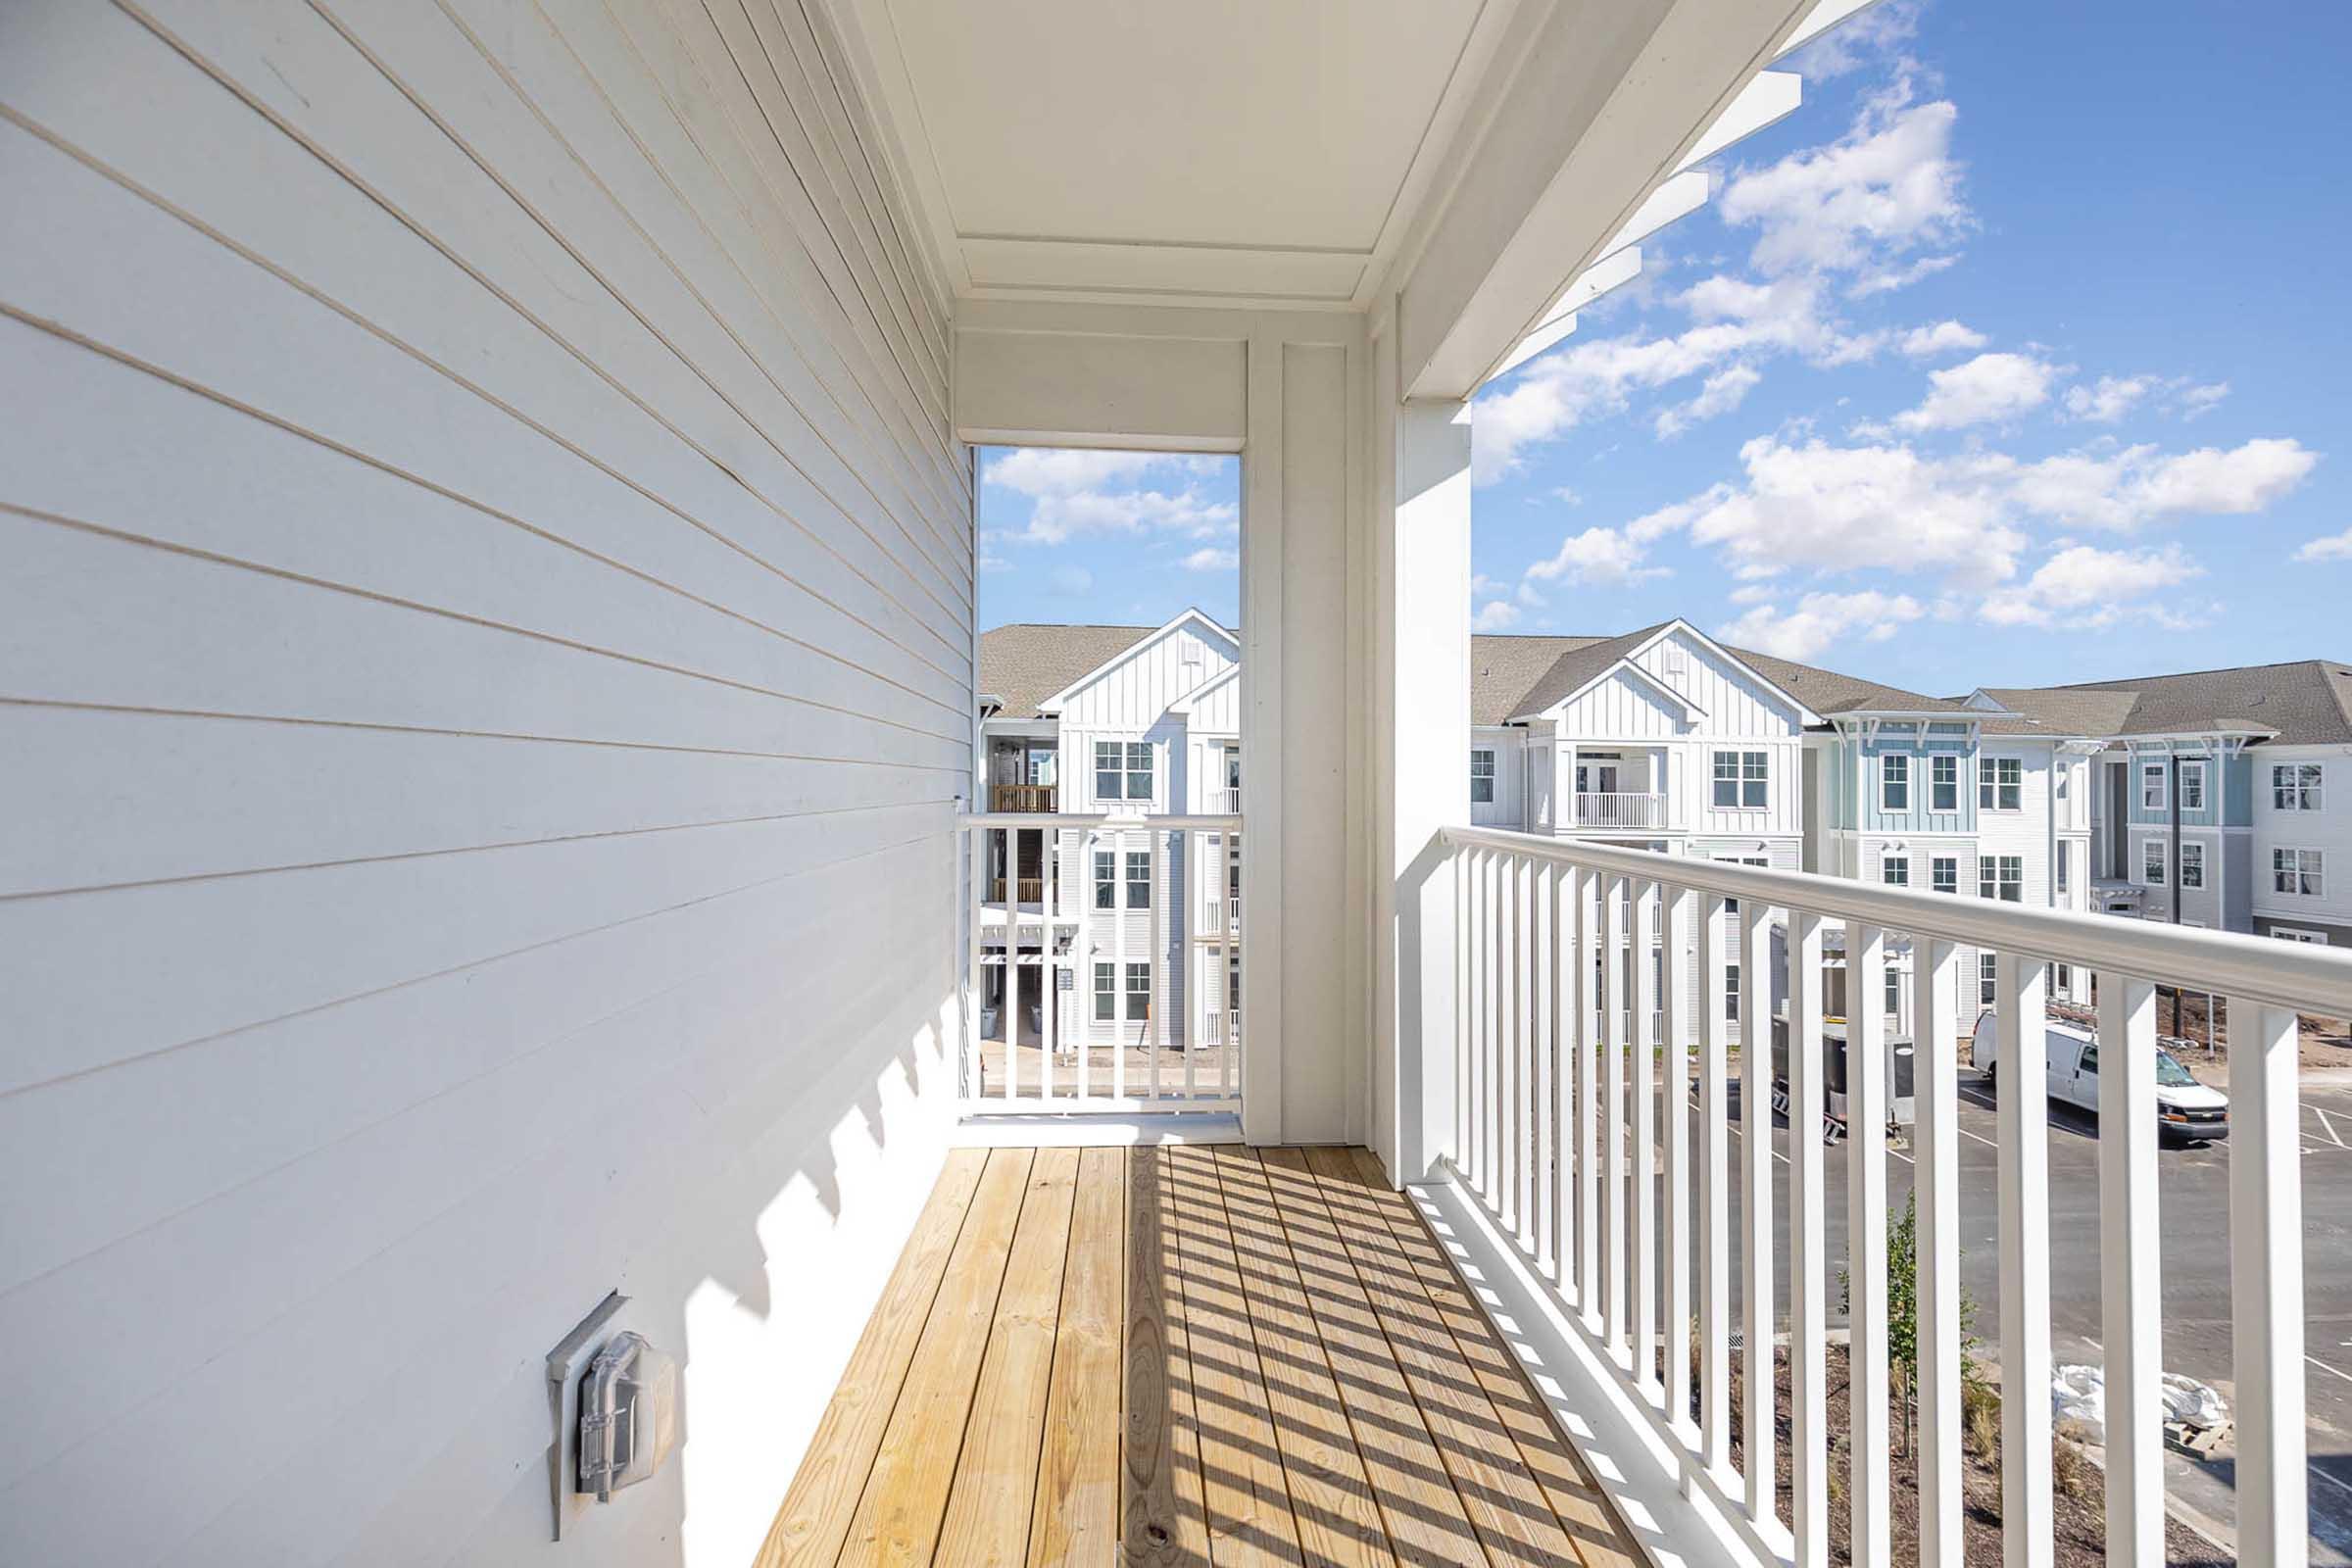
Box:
left=1696, top=1065, right=2352, bottom=1561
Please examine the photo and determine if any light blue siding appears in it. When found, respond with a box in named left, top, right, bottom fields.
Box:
left=1838, top=723, right=1976, bottom=834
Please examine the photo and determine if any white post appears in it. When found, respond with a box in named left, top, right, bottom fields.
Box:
left=2099, top=973, right=2162, bottom=1566
left=2230, top=997, right=2308, bottom=1568
left=1604, top=873, right=1630, bottom=1358
left=1916, top=939, right=1963, bottom=1568
left=1847, top=923, right=1889, bottom=1566
left=1740, top=902, right=1776, bottom=1525
left=1376, top=395, right=1471, bottom=1181
left=1789, top=912, right=1828, bottom=1568
left=1995, top=954, right=2053, bottom=1568
left=1663, top=884, right=1692, bottom=1437
left=1697, top=892, right=1732, bottom=1472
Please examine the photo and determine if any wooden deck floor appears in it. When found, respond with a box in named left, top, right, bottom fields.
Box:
left=758, top=1145, right=1642, bottom=1568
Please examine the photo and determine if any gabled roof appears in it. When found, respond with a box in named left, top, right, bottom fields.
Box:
left=1169, top=662, right=1238, bottom=715
left=978, top=623, right=1155, bottom=720
left=1503, top=623, right=1676, bottom=721
left=1978, top=660, right=2352, bottom=745
left=1468, top=634, right=1612, bottom=725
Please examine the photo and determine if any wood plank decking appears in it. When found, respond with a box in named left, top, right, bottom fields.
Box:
left=759, top=1146, right=1642, bottom=1568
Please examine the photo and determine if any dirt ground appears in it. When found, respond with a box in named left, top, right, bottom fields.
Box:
left=1715, top=1344, right=2229, bottom=1566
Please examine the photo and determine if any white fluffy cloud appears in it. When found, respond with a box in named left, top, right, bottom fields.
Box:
left=1655, top=365, right=1763, bottom=438
left=1181, top=548, right=1239, bottom=571
left=1898, top=320, right=1987, bottom=358
left=983, top=449, right=1238, bottom=543
left=2005, top=437, right=2319, bottom=529
left=1979, top=545, right=2202, bottom=628
left=1723, top=590, right=1926, bottom=659
left=1523, top=525, right=1669, bottom=588
left=2062, top=374, right=2154, bottom=423
left=1887, top=352, right=2061, bottom=433
left=1472, top=599, right=1524, bottom=631
left=1625, top=433, right=2318, bottom=596
left=1717, top=86, right=1970, bottom=278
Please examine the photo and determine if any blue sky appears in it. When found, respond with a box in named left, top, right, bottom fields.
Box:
left=978, top=0, right=2348, bottom=697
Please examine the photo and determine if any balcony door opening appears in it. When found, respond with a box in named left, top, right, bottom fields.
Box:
left=966, top=446, right=1244, bottom=1113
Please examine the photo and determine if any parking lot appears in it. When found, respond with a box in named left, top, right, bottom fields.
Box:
left=1710, top=1065, right=2352, bottom=1560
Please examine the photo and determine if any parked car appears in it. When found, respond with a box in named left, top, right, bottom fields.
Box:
left=1971, top=1015, right=2229, bottom=1144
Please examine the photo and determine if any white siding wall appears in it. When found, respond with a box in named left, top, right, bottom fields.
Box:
left=1554, top=667, right=1686, bottom=737
left=1470, top=726, right=1525, bottom=827
left=0, top=5, right=966, bottom=1566
left=2253, top=746, right=2352, bottom=929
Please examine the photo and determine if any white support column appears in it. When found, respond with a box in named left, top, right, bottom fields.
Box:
left=2230, top=997, right=2309, bottom=1568
left=1372, top=388, right=1472, bottom=1182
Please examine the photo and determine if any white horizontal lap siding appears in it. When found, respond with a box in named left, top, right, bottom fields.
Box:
left=0, top=5, right=963, bottom=1567
left=2253, top=746, right=2352, bottom=925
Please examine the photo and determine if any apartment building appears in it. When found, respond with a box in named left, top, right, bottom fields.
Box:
left=976, top=611, right=1242, bottom=1059
left=1469, top=619, right=2094, bottom=1028
left=1973, top=660, right=2352, bottom=946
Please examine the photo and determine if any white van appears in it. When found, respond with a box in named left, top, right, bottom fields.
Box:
left=1971, top=1015, right=2230, bottom=1144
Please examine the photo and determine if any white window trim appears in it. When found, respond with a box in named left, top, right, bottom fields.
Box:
left=1931, top=856, right=1958, bottom=895
left=2179, top=759, right=2208, bottom=812
left=1881, top=754, right=1910, bottom=813
left=1470, top=747, right=1496, bottom=805
left=2142, top=837, right=2166, bottom=885
left=1712, top=749, right=1769, bottom=810
left=2273, top=760, right=2326, bottom=812
left=2274, top=846, right=2325, bottom=899
left=2179, top=840, right=2205, bottom=890
left=1980, top=755, right=2025, bottom=812
left=2272, top=926, right=2329, bottom=945
left=2139, top=761, right=2166, bottom=813
left=1881, top=853, right=1909, bottom=887
left=1931, top=753, right=1959, bottom=812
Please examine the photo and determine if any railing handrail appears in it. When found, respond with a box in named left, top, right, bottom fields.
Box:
left=1441, top=822, right=2352, bottom=1016
left=960, top=811, right=1244, bottom=831
left=1573, top=789, right=1664, bottom=799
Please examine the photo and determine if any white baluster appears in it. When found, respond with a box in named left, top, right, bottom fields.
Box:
left=1697, top=892, right=1731, bottom=1472
left=1634, top=880, right=1660, bottom=1396
left=1995, top=953, right=2052, bottom=1568
left=2098, top=972, right=2161, bottom=1566
left=1663, top=884, right=1692, bottom=1431
left=1847, top=923, right=1889, bottom=1566
left=1789, top=912, right=1828, bottom=1568
left=1916, top=939, right=1963, bottom=1568
left=1604, top=872, right=1630, bottom=1359
left=2229, top=997, right=2308, bottom=1568
left=1740, top=900, right=1775, bottom=1525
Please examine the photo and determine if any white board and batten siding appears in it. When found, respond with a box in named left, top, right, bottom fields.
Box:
left=1, top=5, right=967, bottom=1566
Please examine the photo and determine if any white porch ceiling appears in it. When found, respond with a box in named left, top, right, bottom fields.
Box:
left=833, top=0, right=1513, bottom=310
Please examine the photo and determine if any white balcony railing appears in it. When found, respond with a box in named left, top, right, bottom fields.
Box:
left=1573, top=790, right=1666, bottom=829
left=963, top=810, right=1242, bottom=1114
left=1209, top=785, right=1242, bottom=814
left=1433, top=825, right=2327, bottom=1568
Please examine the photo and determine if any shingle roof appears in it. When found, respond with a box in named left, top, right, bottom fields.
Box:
left=1473, top=626, right=1967, bottom=726
left=1967, top=687, right=2142, bottom=739
left=1984, top=661, right=2352, bottom=745
left=1723, top=648, right=1972, bottom=719
left=1495, top=625, right=1666, bottom=721
left=977, top=622, right=1157, bottom=719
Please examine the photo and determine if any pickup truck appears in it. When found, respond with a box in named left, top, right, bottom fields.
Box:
left=1971, top=1014, right=2230, bottom=1144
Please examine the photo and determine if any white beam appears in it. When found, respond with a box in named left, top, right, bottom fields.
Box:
left=1678, top=72, right=1803, bottom=172
left=1487, top=246, right=1645, bottom=383
left=1396, top=0, right=1818, bottom=401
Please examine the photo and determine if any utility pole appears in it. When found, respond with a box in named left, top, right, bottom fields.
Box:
left=2170, top=750, right=2182, bottom=1040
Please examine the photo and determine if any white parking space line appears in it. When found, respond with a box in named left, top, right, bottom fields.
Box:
left=2314, top=1104, right=2349, bottom=1148
left=2310, top=1353, right=2352, bottom=1389
left=2310, top=1462, right=2352, bottom=1506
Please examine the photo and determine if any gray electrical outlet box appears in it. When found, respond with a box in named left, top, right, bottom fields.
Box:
left=545, top=1293, right=677, bottom=1541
